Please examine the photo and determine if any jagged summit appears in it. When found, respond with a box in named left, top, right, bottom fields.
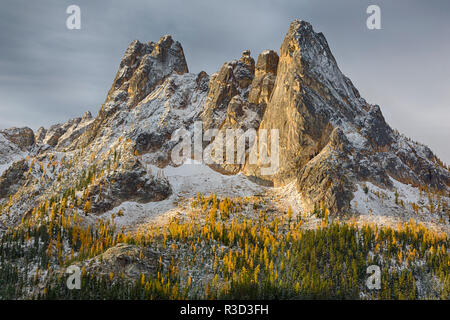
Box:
left=0, top=20, right=448, bottom=235
left=106, top=34, right=189, bottom=108
left=243, top=20, right=448, bottom=213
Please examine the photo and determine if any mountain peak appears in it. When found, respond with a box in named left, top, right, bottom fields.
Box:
left=105, top=35, right=188, bottom=109
left=281, top=20, right=352, bottom=99
left=0, top=18, right=448, bottom=242
left=245, top=19, right=449, bottom=213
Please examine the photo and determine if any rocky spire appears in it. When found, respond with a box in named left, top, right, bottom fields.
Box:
left=244, top=19, right=448, bottom=214
left=201, top=50, right=255, bottom=130
left=106, top=35, right=189, bottom=108
left=252, top=20, right=347, bottom=186
left=243, top=20, right=375, bottom=211
left=248, top=50, right=279, bottom=106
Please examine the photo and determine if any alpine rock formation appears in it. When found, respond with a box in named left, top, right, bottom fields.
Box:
left=0, top=20, right=448, bottom=299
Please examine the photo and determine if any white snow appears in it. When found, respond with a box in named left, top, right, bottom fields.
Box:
left=345, top=130, right=367, bottom=150
left=351, top=178, right=449, bottom=233
left=100, top=160, right=265, bottom=230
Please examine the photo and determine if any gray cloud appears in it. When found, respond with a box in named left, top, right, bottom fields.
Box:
left=0, top=0, right=449, bottom=163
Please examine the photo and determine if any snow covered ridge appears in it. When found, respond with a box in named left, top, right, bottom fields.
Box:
left=0, top=20, right=449, bottom=235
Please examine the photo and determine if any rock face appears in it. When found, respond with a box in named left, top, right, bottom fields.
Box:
left=87, top=159, right=172, bottom=214
left=248, top=50, right=279, bottom=106
left=0, top=127, right=34, bottom=150
left=295, top=127, right=354, bottom=214
left=253, top=21, right=356, bottom=184
left=36, top=111, right=94, bottom=149
left=242, top=20, right=449, bottom=213
left=34, top=127, right=47, bottom=145
left=200, top=50, right=279, bottom=175
left=106, top=35, right=189, bottom=108
left=70, top=35, right=190, bottom=151
left=0, top=159, right=29, bottom=200
left=201, top=50, right=255, bottom=131
left=80, top=243, right=161, bottom=280
left=0, top=133, right=25, bottom=168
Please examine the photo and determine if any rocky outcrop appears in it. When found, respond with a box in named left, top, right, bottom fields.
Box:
left=43, top=125, right=65, bottom=147
left=296, top=128, right=354, bottom=213
left=0, top=133, right=25, bottom=168
left=0, top=127, right=34, bottom=150
left=201, top=50, right=279, bottom=175
left=79, top=243, right=161, bottom=280
left=127, top=72, right=208, bottom=167
left=34, top=127, right=47, bottom=144
left=0, top=159, right=29, bottom=200
left=36, top=111, right=94, bottom=149
left=201, top=50, right=255, bottom=131
left=87, top=159, right=171, bottom=214
left=55, top=112, right=93, bottom=149
left=106, top=35, right=188, bottom=108
left=252, top=21, right=348, bottom=186
left=69, top=35, right=189, bottom=151
left=243, top=20, right=449, bottom=213
left=248, top=50, right=279, bottom=106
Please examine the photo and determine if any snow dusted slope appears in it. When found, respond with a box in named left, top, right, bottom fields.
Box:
left=100, top=160, right=266, bottom=230
left=352, top=178, right=449, bottom=233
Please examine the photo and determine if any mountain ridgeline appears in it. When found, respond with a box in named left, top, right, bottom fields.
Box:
left=1, top=20, right=447, bottom=219
left=0, top=19, right=449, bottom=300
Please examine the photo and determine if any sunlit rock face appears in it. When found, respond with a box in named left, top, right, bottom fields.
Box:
left=244, top=20, right=449, bottom=213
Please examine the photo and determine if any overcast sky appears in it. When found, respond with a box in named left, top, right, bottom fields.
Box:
left=0, top=0, right=449, bottom=163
